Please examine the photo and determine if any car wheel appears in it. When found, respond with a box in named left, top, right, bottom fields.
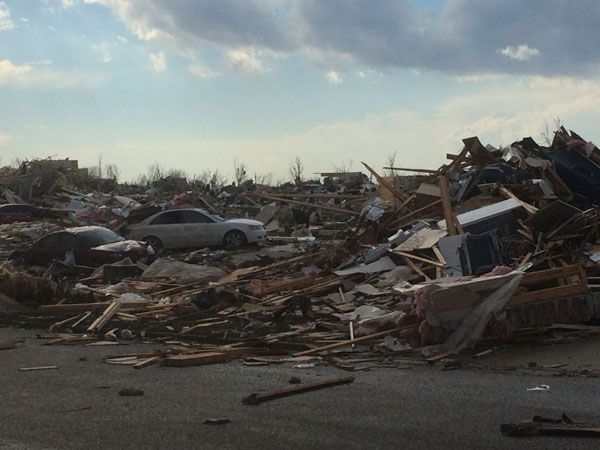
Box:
left=143, top=236, right=163, bottom=252
left=223, top=230, right=247, bottom=247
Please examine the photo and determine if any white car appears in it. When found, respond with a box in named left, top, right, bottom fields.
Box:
left=126, top=208, right=266, bottom=250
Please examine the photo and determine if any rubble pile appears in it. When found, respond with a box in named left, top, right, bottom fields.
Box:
left=2, top=127, right=600, bottom=370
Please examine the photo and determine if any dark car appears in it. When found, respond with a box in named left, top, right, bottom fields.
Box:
left=0, top=204, right=45, bottom=223
left=12, top=226, right=156, bottom=267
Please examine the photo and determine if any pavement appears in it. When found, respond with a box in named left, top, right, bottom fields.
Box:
left=1, top=326, right=600, bottom=450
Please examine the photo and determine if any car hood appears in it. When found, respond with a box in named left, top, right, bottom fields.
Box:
left=225, top=218, right=264, bottom=226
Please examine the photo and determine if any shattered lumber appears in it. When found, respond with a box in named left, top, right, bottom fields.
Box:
left=242, top=376, right=355, bottom=405
left=294, top=325, right=417, bottom=357
left=259, top=194, right=360, bottom=216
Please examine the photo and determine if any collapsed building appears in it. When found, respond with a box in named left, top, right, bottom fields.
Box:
left=1, top=126, right=600, bottom=369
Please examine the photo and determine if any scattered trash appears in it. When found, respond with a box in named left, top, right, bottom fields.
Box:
left=204, top=418, right=231, bottom=425
left=526, top=384, right=550, bottom=391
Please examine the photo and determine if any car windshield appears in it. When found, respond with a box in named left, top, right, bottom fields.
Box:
left=76, top=228, right=125, bottom=247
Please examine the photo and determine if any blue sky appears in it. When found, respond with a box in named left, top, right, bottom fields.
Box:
left=1, top=0, right=599, bottom=182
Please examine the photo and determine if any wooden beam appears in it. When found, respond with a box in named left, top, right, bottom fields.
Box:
left=293, top=325, right=416, bottom=357
left=439, top=174, right=457, bottom=235
left=507, top=283, right=587, bottom=307
left=242, top=377, right=355, bottom=405
left=382, top=167, right=438, bottom=174
left=389, top=199, right=443, bottom=227
left=163, top=352, right=231, bottom=367
left=499, top=186, right=538, bottom=214
left=87, top=302, right=122, bottom=332
left=361, top=161, right=405, bottom=200
left=390, top=250, right=446, bottom=268
left=403, top=256, right=431, bottom=280
left=261, top=195, right=360, bottom=216
left=250, top=192, right=365, bottom=200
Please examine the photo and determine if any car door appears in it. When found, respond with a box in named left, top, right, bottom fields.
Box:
left=147, top=210, right=187, bottom=249
left=180, top=211, right=216, bottom=247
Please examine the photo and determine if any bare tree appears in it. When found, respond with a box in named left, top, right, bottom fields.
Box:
left=255, top=172, right=273, bottom=186
left=332, top=158, right=353, bottom=173
left=105, top=163, right=121, bottom=182
left=166, top=168, right=188, bottom=179
left=209, top=170, right=227, bottom=191
left=233, top=159, right=248, bottom=186
left=384, top=150, right=398, bottom=177
left=289, top=156, right=304, bottom=186
left=146, top=162, right=165, bottom=184
left=540, top=116, right=563, bottom=146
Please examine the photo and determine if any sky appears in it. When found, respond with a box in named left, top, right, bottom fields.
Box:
left=1, top=0, right=600, bottom=183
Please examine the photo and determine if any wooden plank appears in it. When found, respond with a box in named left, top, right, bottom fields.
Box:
left=242, top=376, right=355, bottom=405
left=432, top=246, right=447, bottom=266
left=293, top=325, right=416, bottom=357
left=500, top=186, right=538, bottom=214
left=439, top=174, right=457, bottom=235
left=403, top=257, right=431, bottom=280
left=452, top=211, right=464, bottom=234
left=390, top=250, right=446, bottom=268
left=261, top=195, right=360, bottom=216
left=254, top=193, right=365, bottom=200
left=520, top=264, right=584, bottom=285
left=361, top=161, right=405, bottom=200
left=133, top=356, right=162, bottom=369
left=507, top=283, right=588, bottom=307
left=87, top=302, right=122, bottom=332
left=162, top=352, right=231, bottom=367
left=390, top=199, right=443, bottom=226
left=19, top=366, right=59, bottom=371
left=382, top=167, right=438, bottom=174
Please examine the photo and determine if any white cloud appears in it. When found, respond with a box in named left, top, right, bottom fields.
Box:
left=226, top=47, right=263, bottom=73
left=0, top=59, right=106, bottom=88
left=92, top=43, right=112, bottom=63
left=455, top=73, right=504, bottom=83
left=61, top=0, right=76, bottom=8
left=0, top=131, right=11, bottom=146
left=116, top=35, right=127, bottom=42
left=70, top=75, right=599, bottom=182
left=0, top=60, right=33, bottom=82
left=83, top=0, right=600, bottom=77
left=20, top=17, right=29, bottom=23
left=325, top=70, right=342, bottom=84
left=0, top=2, right=14, bottom=30
left=149, top=51, right=166, bottom=71
left=188, top=62, right=218, bottom=78
left=500, top=44, right=540, bottom=61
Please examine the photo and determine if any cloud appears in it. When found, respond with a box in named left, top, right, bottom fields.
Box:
left=149, top=51, right=166, bottom=71
left=43, top=75, right=598, bottom=183
left=325, top=71, right=342, bottom=84
left=0, top=2, right=14, bottom=30
left=226, top=47, right=263, bottom=73
left=0, top=59, right=106, bottom=88
left=188, top=62, right=218, bottom=78
left=92, top=43, right=112, bottom=63
left=501, top=44, right=540, bottom=61
left=0, top=131, right=11, bottom=146
left=83, top=0, right=600, bottom=77
left=61, top=0, right=76, bottom=8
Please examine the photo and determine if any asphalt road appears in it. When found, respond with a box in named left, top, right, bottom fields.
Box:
left=1, top=327, right=599, bottom=450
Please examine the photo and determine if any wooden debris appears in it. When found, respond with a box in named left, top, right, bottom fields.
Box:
left=19, top=366, right=59, bottom=372
left=242, top=376, right=355, bottom=405
left=118, top=388, right=144, bottom=396
left=163, top=352, right=231, bottom=367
